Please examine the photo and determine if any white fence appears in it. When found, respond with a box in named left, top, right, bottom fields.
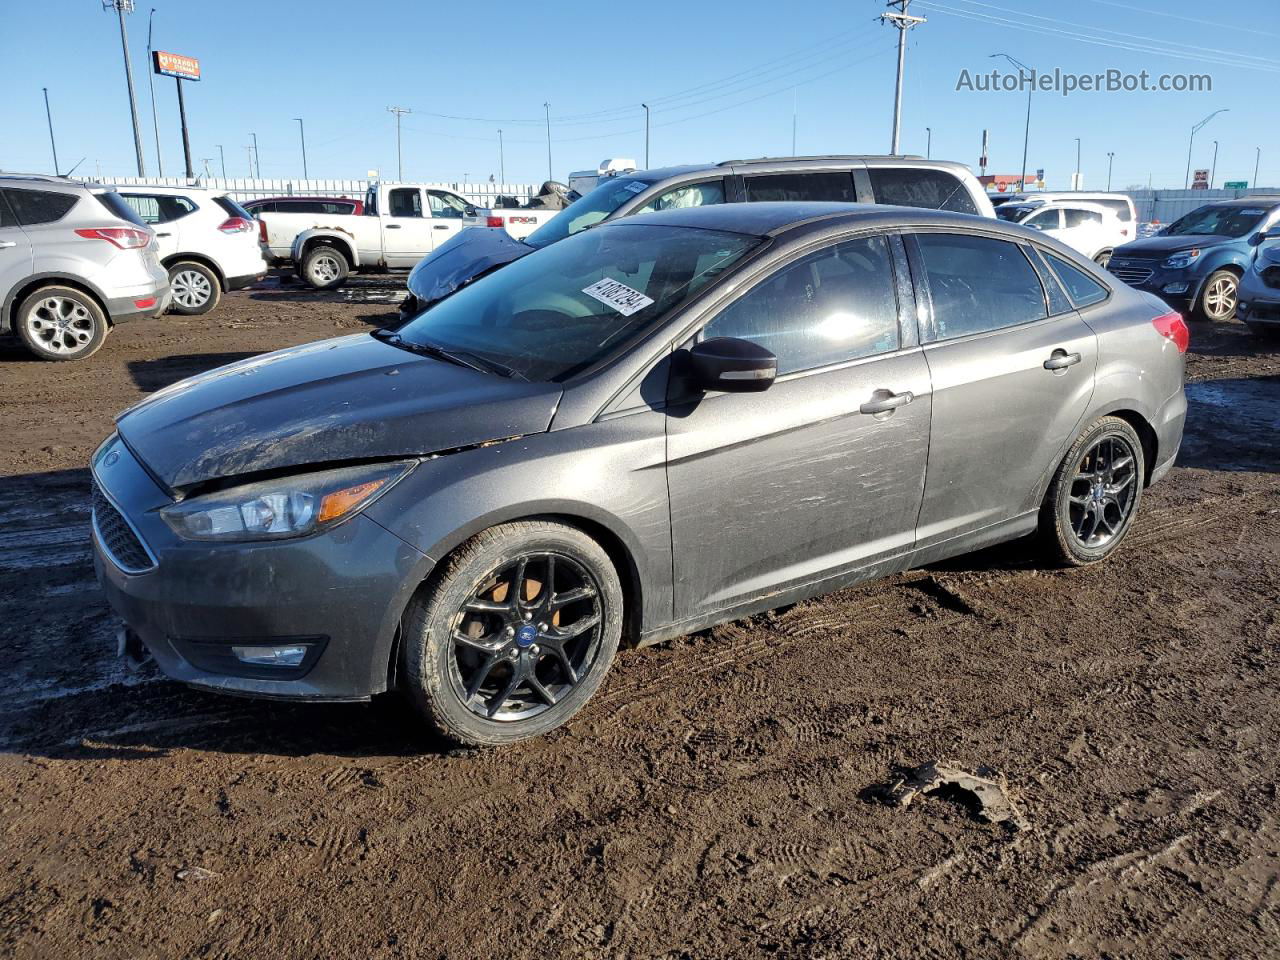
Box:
left=99, top=177, right=543, bottom=206
left=1120, top=188, right=1279, bottom=224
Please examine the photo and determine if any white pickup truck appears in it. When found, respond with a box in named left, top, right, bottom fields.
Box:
left=289, top=182, right=563, bottom=289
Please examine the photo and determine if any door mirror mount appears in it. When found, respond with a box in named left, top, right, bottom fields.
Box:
left=1249, top=229, right=1270, bottom=247
left=687, top=337, right=777, bottom=393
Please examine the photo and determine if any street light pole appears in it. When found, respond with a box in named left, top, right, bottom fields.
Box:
left=145, top=7, right=162, bottom=176
left=1185, top=108, right=1228, bottom=189
left=1210, top=139, right=1219, bottom=189
left=881, top=0, right=926, bottom=154
left=991, top=53, right=1032, bottom=191
left=294, top=118, right=308, bottom=179
left=497, top=129, right=504, bottom=184
left=1074, top=137, right=1081, bottom=189
left=1255, top=147, right=1261, bottom=188
left=251, top=132, right=260, bottom=179
left=216, top=144, right=226, bottom=178
left=42, top=88, right=59, bottom=175
left=642, top=103, right=650, bottom=168
left=1106, top=151, right=1115, bottom=191
left=543, top=102, right=553, bottom=182
left=925, top=126, right=931, bottom=160
left=103, top=0, right=146, bottom=176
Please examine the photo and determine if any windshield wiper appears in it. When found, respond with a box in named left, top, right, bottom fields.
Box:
left=373, top=329, right=524, bottom=379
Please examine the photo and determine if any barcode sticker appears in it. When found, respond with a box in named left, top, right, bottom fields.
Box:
left=582, top=278, right=655, bottom=316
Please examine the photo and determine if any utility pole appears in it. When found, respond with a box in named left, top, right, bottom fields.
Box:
left=880, top=0, right=926, bottom=154
left=387, top=106, right=411, bottom=181
left=791, top=89, right=797, bottom=155
left=145, top=7, right=162, bottom=175
left=1185, top=109, right=1228, bottom=188
left=498, top=129, right=504, bottom=184
left=42, top=88, right=59, bottom=175
left=543, top=102, right=553, bottom=182
left=1074, top=137, right=1081, bottom=190
left=1210, top=139, right=1219, bottom=189
left=642, top=103, right=650, bottom=167
left=201, top=157, right=212, bottom=179
left=251, top=132, right=260, bottom=178
left=991, top=53, right=1032, bottom=191
left=103, top=0, right=146, bottom=176
left=294, top=118, right=308, bottom=179
left=245, top=145, right=254, bottom=177
left=1106, top=151, right=1115, bottom=191
left=216, top=144, right=226, bottom=178
left=1255, top=146, right=1261, bottom=188
left=925, top=126, right=931, bottom=160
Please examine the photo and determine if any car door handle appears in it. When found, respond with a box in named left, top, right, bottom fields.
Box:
left=385, top=224, right=401, bottom=229
left=433, top=225, right=449, bottom=230
left=0, top=241, right=16, bottom=249
left=860, top=389, right=914, bottom=416
left=1043, top=350, right=1082, bottom=371
left=156, top=232, right=172, bottom=237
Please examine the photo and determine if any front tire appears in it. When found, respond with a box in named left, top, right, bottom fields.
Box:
left=403, top=521, right=624, bottom=747
left=1093, top=249, right=1113, bottom=268
left=15, top=285, right=109, bottom=361
left=300, top=245, right=349, bottom=290
left=1195, top=269, right=1239, bottom=322
left=1039, top=416, right=1145, bottom=567
left=168, top=261, right=222, bottom=315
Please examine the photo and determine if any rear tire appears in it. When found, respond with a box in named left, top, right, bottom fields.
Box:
left=1195, top=269, right=1239, bottom=322
left=15, top=285, right=108, bottom=361
left=300, top=245, right=349, bottom=290
left=1039, top=416, right=1145, bottom=567
left=403, top=520, right=623, bottom=747
left=168, top=261, right=222, bottom=315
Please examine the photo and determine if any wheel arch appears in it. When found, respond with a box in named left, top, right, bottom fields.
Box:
left=299, top=233, right=356, bottom=268
left=163, top=252, right=227, bottom=290
left=1088, top=405, right=1159, bottom=486
left=4, top=274, right=111, bottom=333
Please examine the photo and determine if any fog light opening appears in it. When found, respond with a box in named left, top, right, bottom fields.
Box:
left=231, top=644, right=309, bottom=667
left=1163, top=282, right=1190, bottom=295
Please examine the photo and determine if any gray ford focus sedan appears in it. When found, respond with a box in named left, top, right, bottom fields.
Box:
left=92, top=203, right=1188, bottom=746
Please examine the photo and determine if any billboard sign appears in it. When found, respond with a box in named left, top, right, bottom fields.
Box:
left=1192, top=168, right=1210, bottom=190
left=153, top=51, right=201, bottom=81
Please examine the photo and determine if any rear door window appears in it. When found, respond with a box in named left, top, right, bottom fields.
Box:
left=743, top=172, right=856, bottom=203
left=6, top=188, right=79, bottom=225
left=1044, top=252, right=1109, bottom=307
left=1063, top=208, right=1102, bottom=228
left=389, top=188, right=423, bottom=218
left=702, top=234, right=899, bottom=375
left=914, top=233, right=1048, bottom=341
left=1023, top=208, right=1062, bottom=231
left=121, top=193, right=197, bottom=224
left=249, top=200, right=277, bottom=214
left=869, top=168, right=978, bottom=215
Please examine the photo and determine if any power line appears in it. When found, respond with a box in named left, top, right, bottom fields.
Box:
left=1082, top=0, right=1280, bottom=41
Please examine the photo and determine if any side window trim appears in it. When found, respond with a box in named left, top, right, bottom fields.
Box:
left=1023, top=243, right=1073, bottom=316
left=888, top=234, right=919, bottom=349
left=620, top=178, right=729, bottom=217
left=694, top=229, right=904, bottom=379
left=1035, top=247, right=1114, bottom=310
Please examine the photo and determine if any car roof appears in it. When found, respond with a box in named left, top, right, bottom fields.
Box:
left=621, top=155, right=970, bottom=186
left=601, top=201, right=1004, bottom=238
left=0, top=174, right=98, bottom=192
left=1199, top=196, right=1280, bottom=207
left=108, top=184, right=217, bottom=197
left=245, top=195, right=358, bottom=203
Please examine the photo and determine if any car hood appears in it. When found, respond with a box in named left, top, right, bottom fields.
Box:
left=1112, top=234, right=1232, bottom=258
left=405, top=227, right=533, bottom=310
left=117, top=333, right=562, bottom=492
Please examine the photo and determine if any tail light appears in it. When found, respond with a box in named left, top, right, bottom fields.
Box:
left=218, top=216, right=254, bottom=234
left=258, top=218, right=268, bottom=243
left=485, top=216, right=504, bottom=228
left=1152, top=311, right=1189, bottom=354
left=74, top=226, right=152, bottom=250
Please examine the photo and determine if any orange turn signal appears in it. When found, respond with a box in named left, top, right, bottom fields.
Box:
left=317, top=478, right=389, bottom=524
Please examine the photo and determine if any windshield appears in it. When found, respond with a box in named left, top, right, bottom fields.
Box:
left=1163, top=204, right=1269, bottom=238
left=395, top=223, right=761, bottom=381
left=996, top=204, right=1035, bottom=222
left=523, top=177, right=654, bottom=249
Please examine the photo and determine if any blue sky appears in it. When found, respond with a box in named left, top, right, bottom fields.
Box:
left=2, top=0, right=1277, bottom=190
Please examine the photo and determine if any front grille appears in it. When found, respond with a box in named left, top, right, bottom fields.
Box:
left=1109, top=264, right=1154, bottom=285
left=92, top=479, right=155, bottom=573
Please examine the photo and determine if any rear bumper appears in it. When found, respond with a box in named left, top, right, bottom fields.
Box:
left=1150, top=388, right=1188, bottom=485
left=106, top=284, right=172, bottom=322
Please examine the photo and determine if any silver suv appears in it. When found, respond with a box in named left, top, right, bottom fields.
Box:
left=0, top=175, right=169, bottom=361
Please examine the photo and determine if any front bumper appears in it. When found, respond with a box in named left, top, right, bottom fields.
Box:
left=90, top=437, right=431, bottom=701
left=1107, top=259, right=1201, bottom=312
left=1237, top=276, right=1280, bottom=325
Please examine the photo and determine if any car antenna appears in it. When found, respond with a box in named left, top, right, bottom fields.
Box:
left=59, top=157, right=86, bottom=178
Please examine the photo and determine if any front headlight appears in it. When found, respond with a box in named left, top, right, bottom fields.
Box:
left=1163, top=249, right=1201, bottom=270
left=160, top=461, right=415, bottom=542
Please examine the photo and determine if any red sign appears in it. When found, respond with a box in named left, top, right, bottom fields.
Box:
left=153, top=51, right=201, bottom=81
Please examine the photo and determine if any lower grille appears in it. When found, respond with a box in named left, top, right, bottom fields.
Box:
left=1262, top=265, right=1280, bottom=290
left=92, top=479, right=155, bottom=573
left=1110, top=265, right=1154, bottom=285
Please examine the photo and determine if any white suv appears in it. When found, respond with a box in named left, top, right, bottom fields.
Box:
left=1, top=175, right=169, bottom=361
left=998, top=200, right=1130, bottom=266
left=116, top=186, right=267, bottom=315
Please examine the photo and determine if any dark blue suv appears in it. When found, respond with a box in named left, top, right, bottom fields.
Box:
left=1107, top=197, right=1280, bottom=321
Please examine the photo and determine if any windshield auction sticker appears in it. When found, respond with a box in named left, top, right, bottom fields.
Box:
left=582, top=278, right=655, bottom=316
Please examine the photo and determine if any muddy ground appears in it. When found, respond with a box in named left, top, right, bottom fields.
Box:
left=1, top=275, right=1277, bottom=959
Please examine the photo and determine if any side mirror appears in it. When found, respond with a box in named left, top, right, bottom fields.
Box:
left=1249, top=230, right=1270, bottom=247
left=464, top=204, right=478, bottom=218
left=688, top=337, right=777, bottom=393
